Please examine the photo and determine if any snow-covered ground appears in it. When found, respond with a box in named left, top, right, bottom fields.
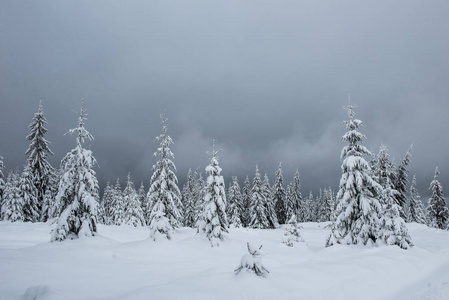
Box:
left=0, top=222, right=448, bottom=300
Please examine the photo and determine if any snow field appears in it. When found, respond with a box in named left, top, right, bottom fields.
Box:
left=0, top=221, right=448, bottom=300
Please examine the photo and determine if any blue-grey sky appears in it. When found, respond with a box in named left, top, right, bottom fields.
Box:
left=1, top=1, right=448, bottom=197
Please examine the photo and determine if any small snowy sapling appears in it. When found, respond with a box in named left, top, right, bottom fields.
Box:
left=235, top=243, right=270, bottom=276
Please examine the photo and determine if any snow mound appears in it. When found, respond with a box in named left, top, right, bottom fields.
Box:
left=23, top=285, right=50, bottom=300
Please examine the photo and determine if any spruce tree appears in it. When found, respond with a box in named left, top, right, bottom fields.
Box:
left=20, top=165, right=39, bottom=222
left=427, top=167, right=449, bottom=229
left=304, top=191, right=314, bottom=222
left=227, top=176, right=243, bottom=228
left=264, top=174, right=278, bottom=228
left=249, top=166, right=270, bottom=229
left=51, top=101, right=99, bottom=241
left=320, top=188, right=334, bottom=222
left=375, top=145, right=413, bottom=249
left=194, top=172, right=206, bottom=229
left=41, top=172, right=59, bottom=221
left=292, top=170, right=304, bottom=222
left=407, top=175, right=426, bottom=224
left=285, top=183, right=295, bottom=222
left=282, top=214, right=304, bottom=246
left=25, top=102, right=55, bottom=221
left=326, top=104, right=382, bottom=247
left=123, top=173, right=145, bottom=227
left=1, top=170, right=24, bottom=222
left=111, top=179, right=125, bottom=225
left=137, top=182, right=147, bottom=221
left=102, top=182, right=114, bottom=225
left=201, top=141, right=229, bottom=246
left=273, top=163, right=287, bottom=224
left=182, top=169, right=197, bottom=227
left=241, top=176, right=252, bottom=227
left=147, top=113, right=182, bottom=241
left=0, top=155, right=5, bottom=215
left=394, top=145, right=412, bottom=219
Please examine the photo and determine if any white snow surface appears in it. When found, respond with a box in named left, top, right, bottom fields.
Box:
left=0, top=221, right=448, bottom=300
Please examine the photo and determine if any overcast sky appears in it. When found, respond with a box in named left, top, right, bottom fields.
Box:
left=1, top=1, right=448, bottom=197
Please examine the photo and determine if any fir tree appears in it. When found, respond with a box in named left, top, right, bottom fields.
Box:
left=241, top=176, right=252, bottom=227
left=264, top=174, right=278, bottom=228
left=320, top=188, right=334, bottom=222
left=273, top=163, right=287, bottom=224
left=25, top=102, right=55, bottom=221
left=147, top=113, right=182, bottom=241
left=123, top=173, right=145, bottom=227
left=394, top=145, right=412, bottom=220
left=376, top=145, right=413, bottom=249
left=111, top=179, right=125, bottom=225
left=326, top=103, right=382, bottom=247
left=51, top=101, right=99, bottom=241
left=0, top=155, right=5, bottom=216
left=182, top=169, right=197, bottom=227
left=292, top=170, right=304, bottom=222
left=304, top=191, right=314, bottom=222
left=1, top=170, right=24, bottom=222
left=249, top=166, right=270, bottom=229
left=101, top=182, right=115, bottom=225
left=282, top=214, right=304, bottom=246
left=20, top=165, right=39, bottom=222
left=407, top=175, right=426, bottom=224
left=137, top=182, right=147, bottom=219
left=427, top=167, right=449, bottom=229
left=194, top=172, right=206, bottom=229
left=227, top=176, right=243, bottom=228
left=41, top=171, right=59, bottom=221
left=200, top=141, right=229, bottom=246
left=285, top=183, right=295, bottom=222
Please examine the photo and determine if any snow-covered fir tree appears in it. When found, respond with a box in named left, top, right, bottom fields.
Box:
left=264, top=174, right=278, bottom=228
left=147, top=113, right=182, bottom=241
left=194, top=172, right=206, bottom=229
left=249, top=165, right=270, bottom=229
left=292, top=170, right=304, bottom=222
left=1, top=170, right=24, bottom=222
left=282, top=214, right=304, bottom=246
left=111, top=179, right=125, bottom=225
left=285, top=183, right=295, bottom=222
left=25, top=102, right=55, bottom=221
left=200, top=141, right=229, bottom=246
left=394, top=145, right=412, bottom=220
left=407, top=175, right=426, bottom=224
left=375, top=145, right=413, bottom=249
left=304, top=191, right=314, bottom=222
left=241, top=175, right=252, bottom=227
left=101, top=182, right=114, bottom=225
left=320, top=188, right=334, bottom=222
left=326, top=104, right=382, bottom=247
left=41, top=171, right=59, bottom=221
left=427, top=167, right=449, bottom=230
left=123, top=173, right=145, bottom=227
left=0, top=155, right=5, bottom=215
left=51, top=101, right=99, bottom=241
left=227, top=176, right=243, bottom=228
left=182, top=169, right=197, bottom=227
left=137, top=182, right=147, bottom=221
left=273, top=163, right=287, bottom=225
left=20, top=164, right=39, bottom=222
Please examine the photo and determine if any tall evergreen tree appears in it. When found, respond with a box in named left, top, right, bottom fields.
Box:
left=1, top=170, right=24, bottom=222
left=147, top=113, right=182, bottom=241
left=264, top=174, right=278, bottom=228
left=407, top=175, right=426, bottom=224
left=111, top=179, right=125, bottom=225
left=375, top=145, right=413, bottom=249
left=394, top=145, right=412, bottom=219
left=41, top=171, right=59, bottom=222
left=249, top=166, right=270, bottom=229
left=327, top=104, right=382, bottom=247
left=137, top=182, right=147, bottom=219
left=51, top=101, right=99, bottom=242
left=320, top=188, right=334, bottom=222
left=427, top=167, right=449, bottom=229
left=20, top=164, right=39, bottom=222
left=0, top=155, right=5, bottom=216
left=194, top=172, right=206, bottom=228
left=304, top=191, right=314, bottom=222
left=200, top=141, right=229, bottom=246
left=25, top=102, right=55, bottom=221
left=273, top=163, right=287, bottom=225
left=123, top=173, right=145, bottom=227
left=285, top=183, right=295, bottom=222
left=182, top=169, right=197, bottom=227
left=241, top=176, right=252, bottom=227
left=227, top=176, right=243, bottom=228
left=102, top=182, right=114, bottom=225
left=292, top=170, right=304, bottom=222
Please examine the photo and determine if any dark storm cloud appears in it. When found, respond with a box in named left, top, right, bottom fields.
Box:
left=1, top=0, right=448, bottom=197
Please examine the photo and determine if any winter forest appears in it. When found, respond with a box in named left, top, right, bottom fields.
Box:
left=2, top=1, right=449, bottom=299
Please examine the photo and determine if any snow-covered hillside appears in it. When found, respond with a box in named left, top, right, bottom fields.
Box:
left=0, top=222, right=448, bottom=300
